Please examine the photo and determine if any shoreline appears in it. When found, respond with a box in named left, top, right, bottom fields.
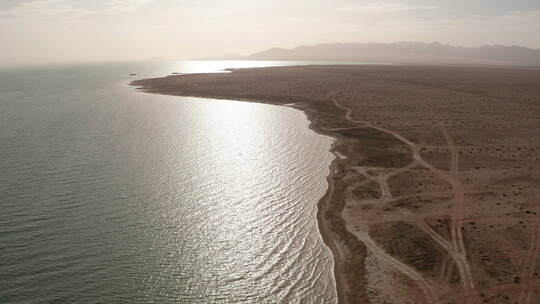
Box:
left=292, top=103, right=355, bottom=304
left=315, top=142, right=348, bottom=304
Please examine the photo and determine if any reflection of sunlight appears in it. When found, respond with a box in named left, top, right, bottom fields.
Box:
left=192, top=97, right=277, bottom=242
left=168, top=60, right=290, bottom=74
left=201, top=98, right=268, bottom=163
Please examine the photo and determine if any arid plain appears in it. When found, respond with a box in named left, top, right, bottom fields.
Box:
left=133, top=65, right=540, bottom=304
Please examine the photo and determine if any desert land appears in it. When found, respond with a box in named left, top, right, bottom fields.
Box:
left=132, top=65, right=540, bottom=304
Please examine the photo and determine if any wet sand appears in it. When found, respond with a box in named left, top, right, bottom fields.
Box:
left=132, top=65, right=540, bottom=304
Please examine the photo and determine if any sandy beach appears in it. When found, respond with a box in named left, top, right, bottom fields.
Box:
left=132, top=65, right=540, bottom=304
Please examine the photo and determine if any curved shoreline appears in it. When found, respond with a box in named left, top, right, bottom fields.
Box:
left=130, top=85, right=362, bottom=302
left=291, top=103, right=364, bottom=304
left=130, top=69, right=405, bottom=303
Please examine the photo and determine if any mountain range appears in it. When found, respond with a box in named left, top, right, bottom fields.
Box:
left=214, top=42, right=540, bottom=66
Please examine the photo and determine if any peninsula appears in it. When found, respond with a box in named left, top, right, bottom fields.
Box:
left=132, top=65, right=540, bottom=304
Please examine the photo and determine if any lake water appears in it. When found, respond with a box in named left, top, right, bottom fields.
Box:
left=0, top=61, right=337, bottom=303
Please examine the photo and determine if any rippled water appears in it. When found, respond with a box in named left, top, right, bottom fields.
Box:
left=0, top=61, right=336, bottom=303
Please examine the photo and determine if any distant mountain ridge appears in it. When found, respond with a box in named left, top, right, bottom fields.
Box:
left=242, top=42, right=540, bottom=66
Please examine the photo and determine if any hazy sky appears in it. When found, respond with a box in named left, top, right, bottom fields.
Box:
left=1, top=0, right=540, bottom=65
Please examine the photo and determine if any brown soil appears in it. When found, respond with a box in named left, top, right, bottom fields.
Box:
left=132, top=65, right=540, bottom=304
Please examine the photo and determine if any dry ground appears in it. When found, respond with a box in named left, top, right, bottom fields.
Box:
left=132, top=65, right=540, bottom=304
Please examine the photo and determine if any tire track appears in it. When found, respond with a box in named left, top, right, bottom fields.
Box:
left=332, top=98, right=478, bottom=303
left=518, top=224, right=540, bottom=304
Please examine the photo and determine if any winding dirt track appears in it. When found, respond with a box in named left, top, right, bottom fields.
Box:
left=332, top=98, right=478, bottom=303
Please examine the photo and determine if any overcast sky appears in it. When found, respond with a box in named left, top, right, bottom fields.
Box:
left=1, top=0, right=540, bottom=65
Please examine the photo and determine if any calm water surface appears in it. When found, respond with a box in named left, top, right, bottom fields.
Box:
left=0, top=61, right=336, bottom=303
